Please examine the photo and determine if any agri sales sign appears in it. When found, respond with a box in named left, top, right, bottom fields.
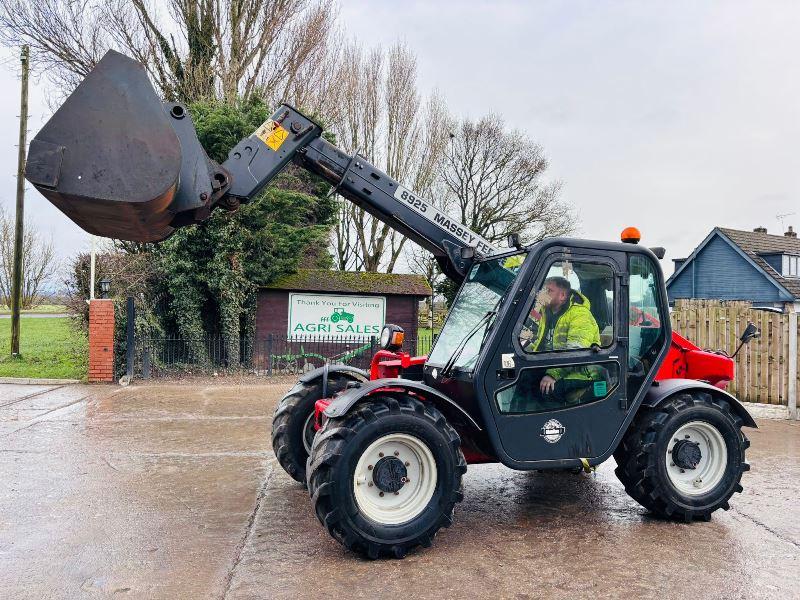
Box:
left=288, top=293, right=386, bottom=339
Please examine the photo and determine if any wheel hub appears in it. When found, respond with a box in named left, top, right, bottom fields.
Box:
left=372, top=456, right=408, bottom=493
left=353, top=433, right=438, bottom=525
left=672, top=439, right=702, bottom=470
left=665, top=421, right=728, bottom=496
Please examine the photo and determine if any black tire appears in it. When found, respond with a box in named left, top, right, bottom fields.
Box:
left=307, top=395, right=467, bottom=559
left=271, top=375, right=358, bottom=484
left=614, top=391, right=750, bottom=522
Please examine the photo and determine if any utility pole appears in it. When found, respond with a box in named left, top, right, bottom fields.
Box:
left=10, top=45, right=30, bottom=357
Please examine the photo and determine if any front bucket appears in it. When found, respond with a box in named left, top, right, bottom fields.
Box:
left=25, top=51, right=182, bottom=242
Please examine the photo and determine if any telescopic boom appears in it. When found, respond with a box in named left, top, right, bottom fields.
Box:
left=24, top=51, right=497, bottom=281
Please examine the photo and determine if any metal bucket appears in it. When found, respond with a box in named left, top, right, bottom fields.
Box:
left=25, top=51, right=223, bottom=242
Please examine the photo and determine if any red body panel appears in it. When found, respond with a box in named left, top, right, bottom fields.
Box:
left=655, top=331, right=735, bottom=389
left=314, top=398, right=333, bottom=431
left=369, top=350, right=427, bottom=380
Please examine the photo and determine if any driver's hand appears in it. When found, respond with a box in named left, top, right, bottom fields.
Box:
left=540, top=375, right=556, bottom=394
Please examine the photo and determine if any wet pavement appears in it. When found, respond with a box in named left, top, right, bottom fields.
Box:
left=1, top=381, right=798, bottom=599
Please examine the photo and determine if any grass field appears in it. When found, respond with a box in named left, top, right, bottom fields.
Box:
left=0, top=317, right=87, bottom=379
left=417, top=327, right=440, bottom=354
left=0, top=304, right=68, bottom=315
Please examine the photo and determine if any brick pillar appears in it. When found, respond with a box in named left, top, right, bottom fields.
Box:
left=88, top=299, right=115, bottom=383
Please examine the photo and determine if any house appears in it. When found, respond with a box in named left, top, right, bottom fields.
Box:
left=667, top=226, right=800, bottom=311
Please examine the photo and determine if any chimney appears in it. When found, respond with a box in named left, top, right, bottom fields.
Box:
left=785, top=225, right=797, bottom=238
left=753, top=226, right=767, bottom=233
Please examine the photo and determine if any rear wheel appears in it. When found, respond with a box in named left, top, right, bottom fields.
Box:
left=614, top=391, right=750, bottom=521
left=307, top=395, right=467, bottom=559
left=271, top=375, right=359, bottom=483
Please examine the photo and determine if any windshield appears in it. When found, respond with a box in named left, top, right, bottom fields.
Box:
left=427, top=253, right=526, bottom=370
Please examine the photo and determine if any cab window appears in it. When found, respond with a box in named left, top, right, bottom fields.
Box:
left=496, top=361, right=620, bottom=414
left=628, top=255, right=666, bottom=396
left=518, top=260, right=615, bottom=353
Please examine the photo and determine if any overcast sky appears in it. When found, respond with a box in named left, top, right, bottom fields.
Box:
left=0, top=0, right=798, bottom=277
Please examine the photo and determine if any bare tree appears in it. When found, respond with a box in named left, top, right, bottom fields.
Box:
left=0, top=0, right=338, bottom=105
left=330, top=42, right=451, bottom=272
left=64, top=244, right=161, bottom=326
left=0, top=206, right=58, bottom=309
left=440, top=114, right=574, bottom=245
left=405, top=114, right=576, bottom=307
left=407, top=241, right=443, bottom=292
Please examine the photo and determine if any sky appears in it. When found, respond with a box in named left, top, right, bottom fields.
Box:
left=0, top=0, right=798, bottom=278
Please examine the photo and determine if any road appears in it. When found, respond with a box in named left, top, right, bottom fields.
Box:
left=0, top=381, right=798, bottom=599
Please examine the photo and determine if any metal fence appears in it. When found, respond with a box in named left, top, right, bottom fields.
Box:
left=131, top=333, right=434, bottom=378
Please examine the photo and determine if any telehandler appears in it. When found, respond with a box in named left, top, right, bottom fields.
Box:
left=26, top=51, right=756, bottom=559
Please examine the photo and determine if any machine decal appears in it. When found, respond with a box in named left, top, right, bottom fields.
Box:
left=540, top=419, right=565, bottom=444
left=393, top=185, right=497, bottom=256
left=254, top=119, right=289, bottom=151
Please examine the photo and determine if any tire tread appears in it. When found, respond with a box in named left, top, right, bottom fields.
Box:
left=307, top=394, right=466, bottom=559
left=614, top=391, right=749, bottom=522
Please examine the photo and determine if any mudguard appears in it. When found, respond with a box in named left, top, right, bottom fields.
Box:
left=297, top=364, right=368, bottom=398
left=323, top=378, right=483, bottom=432
left=642, top=379, right=758, bottom=428
left=297, top=364, right=368, bottom=385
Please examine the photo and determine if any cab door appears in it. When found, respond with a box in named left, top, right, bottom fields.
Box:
left=481, top=246, right=630, bottom=464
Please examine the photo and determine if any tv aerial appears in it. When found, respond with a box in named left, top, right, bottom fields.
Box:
left=776, top=212, right=796, bottom=230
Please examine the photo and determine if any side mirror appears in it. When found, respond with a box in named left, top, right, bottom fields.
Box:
left=649, top=247, right=666, bottom=259
left=507, top=233, right=521, bottom=249
left=740, top=322, right=760, bottom=344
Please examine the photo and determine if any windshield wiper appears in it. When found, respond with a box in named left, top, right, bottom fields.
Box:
left=441, top=310, right=495, bottom=379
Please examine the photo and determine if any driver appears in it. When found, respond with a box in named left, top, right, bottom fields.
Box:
left=525, top=276, right=601, bottom=397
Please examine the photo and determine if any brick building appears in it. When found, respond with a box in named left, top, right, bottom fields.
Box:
left=256, top=269, right=432, bottom=345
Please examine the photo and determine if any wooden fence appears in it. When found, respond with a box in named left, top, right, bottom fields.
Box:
left=670, top=299, right=799, bottom=407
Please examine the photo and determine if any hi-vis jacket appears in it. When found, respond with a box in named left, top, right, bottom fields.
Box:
left=533, top=290, right=601, bottom=381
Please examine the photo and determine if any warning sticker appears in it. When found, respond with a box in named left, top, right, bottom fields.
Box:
left=254, top=120, right=289, bottom=151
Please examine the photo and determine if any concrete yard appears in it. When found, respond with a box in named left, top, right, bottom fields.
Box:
left=1, top=381, right=798, bottom=599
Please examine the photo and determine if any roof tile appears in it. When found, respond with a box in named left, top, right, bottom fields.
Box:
left=717, top=228, right=800, bottom=298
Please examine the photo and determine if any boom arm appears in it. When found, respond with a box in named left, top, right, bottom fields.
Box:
left=23, top=51, right=497, bottom=281
left=220, top=105, right=497, bottom=280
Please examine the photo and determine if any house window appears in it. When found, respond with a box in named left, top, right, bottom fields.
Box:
left=785, top=255, right=800, bottom=277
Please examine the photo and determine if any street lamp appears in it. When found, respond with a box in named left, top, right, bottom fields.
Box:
left=99, top=278, right=111, bottom=299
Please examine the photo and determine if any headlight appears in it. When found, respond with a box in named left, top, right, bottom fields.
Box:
left=379, top=324, right=404, bottom=351
left=380, top=325, right=391, bottom=348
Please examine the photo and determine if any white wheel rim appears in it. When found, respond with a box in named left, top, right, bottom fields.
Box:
left=353, top=433, right=438, bottom=525
left=302, top=411, right=316, bottom=454
left=666, top=420, right=728, bottom=496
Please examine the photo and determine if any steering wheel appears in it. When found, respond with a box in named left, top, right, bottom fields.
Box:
left=518, top=315, right=540, bottom=351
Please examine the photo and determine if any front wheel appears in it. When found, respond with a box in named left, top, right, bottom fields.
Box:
left=307, top=395, right=467, bottom=559
left=271, top=374, right=359, bottom=483
left=614, top=391, right=750, bottom=521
